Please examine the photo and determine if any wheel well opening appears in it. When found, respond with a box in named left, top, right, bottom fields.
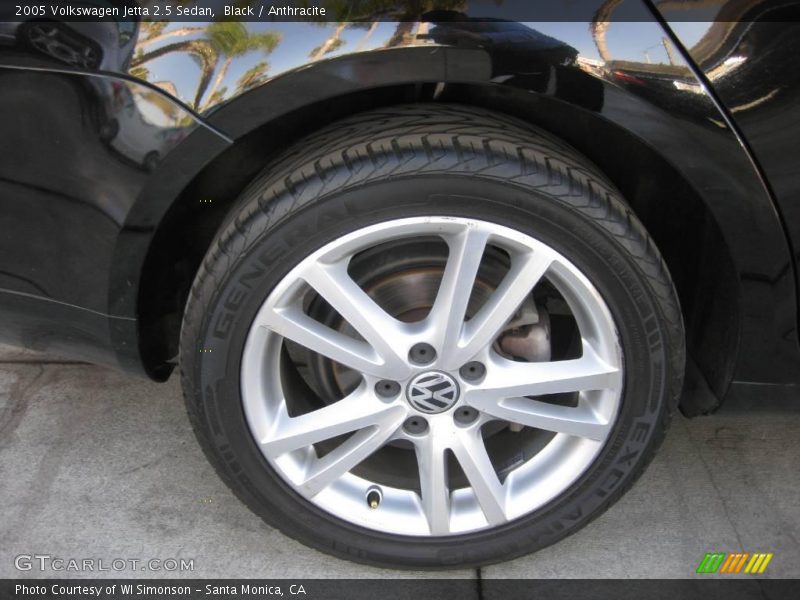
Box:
left=138, top=83, right=739, bottom=413
left=137, top=84, right=431, bottom=378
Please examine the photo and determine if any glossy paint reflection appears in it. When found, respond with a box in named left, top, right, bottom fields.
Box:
left=655, top=0, right=800, bottom=377
left=0, top=0, right=796, bottom=389
left=0, top=18, right=137, bottom=70
left=0, top=33, right=206, bottom=368
left=660, top=2, right=800, bottom=297
left=125, top=10, right=701, bottom=115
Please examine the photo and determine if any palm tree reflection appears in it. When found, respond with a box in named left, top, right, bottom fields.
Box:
left=130, top=0, right=481, bottom=110
left=236, top=60, right=271, bottom=91
left=199, top=22, right=281, bottom=111
left=131, top=20, right=280, bottom=112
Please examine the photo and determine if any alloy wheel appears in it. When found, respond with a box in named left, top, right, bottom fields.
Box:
left=241, top=216, right=623, bottom=536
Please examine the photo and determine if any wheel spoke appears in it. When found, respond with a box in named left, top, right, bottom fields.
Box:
left=260, top=386, right=405, bottom=457
left=301, top=260, right=412, bottom=379
left=469, top=342, right=621, bottom=400
left=299, top=423, right=402, bottom=496
left=450, top=428, right=507, bottom=526
left=464, top=344, right=620, bottom=441
left=414, top=431, right=451, bottom=535
left=446, top=249, right=553, bottom=368
left=426, top=227, right=490, bottom=355
left=261, top=305, right=391, bottom=378
left=471, top=396, right=611, bottom=441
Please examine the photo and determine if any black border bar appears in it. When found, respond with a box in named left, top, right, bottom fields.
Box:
left=2, top=579, right=799, bottom=600
left=1, top=0, right=796, bottom=23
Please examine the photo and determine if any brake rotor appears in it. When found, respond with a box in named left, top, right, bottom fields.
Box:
left=304, top=238, right=506, bottom=403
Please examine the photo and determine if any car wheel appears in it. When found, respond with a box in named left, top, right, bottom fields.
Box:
left=180, top=104, right=685, bottom=568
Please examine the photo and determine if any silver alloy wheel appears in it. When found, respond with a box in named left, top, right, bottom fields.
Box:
left=241, top=217, right=623, bottom=536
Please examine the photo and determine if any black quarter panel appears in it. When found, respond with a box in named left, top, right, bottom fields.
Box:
left=0, top=61, right=223, bottom=371
left=656, top=2, right=800, bottom=351
left=0, top=1, right=797, bottom=394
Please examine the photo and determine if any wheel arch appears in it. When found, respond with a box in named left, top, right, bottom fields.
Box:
left=126, top=54, right=754, bottom=414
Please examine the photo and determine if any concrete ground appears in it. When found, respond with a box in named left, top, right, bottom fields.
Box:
left=0, top=344, right=798, bottom=580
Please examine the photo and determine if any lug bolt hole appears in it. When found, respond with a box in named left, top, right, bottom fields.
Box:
left=409, top=343, right=436, bottom=365
left=403, top=416, right=429, bottom=435
left=375, top=380, right=400, bottom=398
left=454, top=406, right=479, bottom=424
left=459, top=361, right=486, bottom=382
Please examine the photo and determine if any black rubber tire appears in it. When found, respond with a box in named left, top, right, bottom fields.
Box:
left=180, top=104, right=685, bottom=569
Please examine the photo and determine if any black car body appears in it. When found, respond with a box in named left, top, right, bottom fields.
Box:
left=0, top=0, right=798, bottom=567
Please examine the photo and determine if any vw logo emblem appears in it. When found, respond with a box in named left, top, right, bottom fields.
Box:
left=407, top=371, right=460, bottom=414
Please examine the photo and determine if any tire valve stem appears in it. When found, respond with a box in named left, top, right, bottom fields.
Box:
left=366, top=486, right=382, bottom=509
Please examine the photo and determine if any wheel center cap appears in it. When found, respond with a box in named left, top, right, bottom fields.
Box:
left=406, top=371, right=460, bottom=414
